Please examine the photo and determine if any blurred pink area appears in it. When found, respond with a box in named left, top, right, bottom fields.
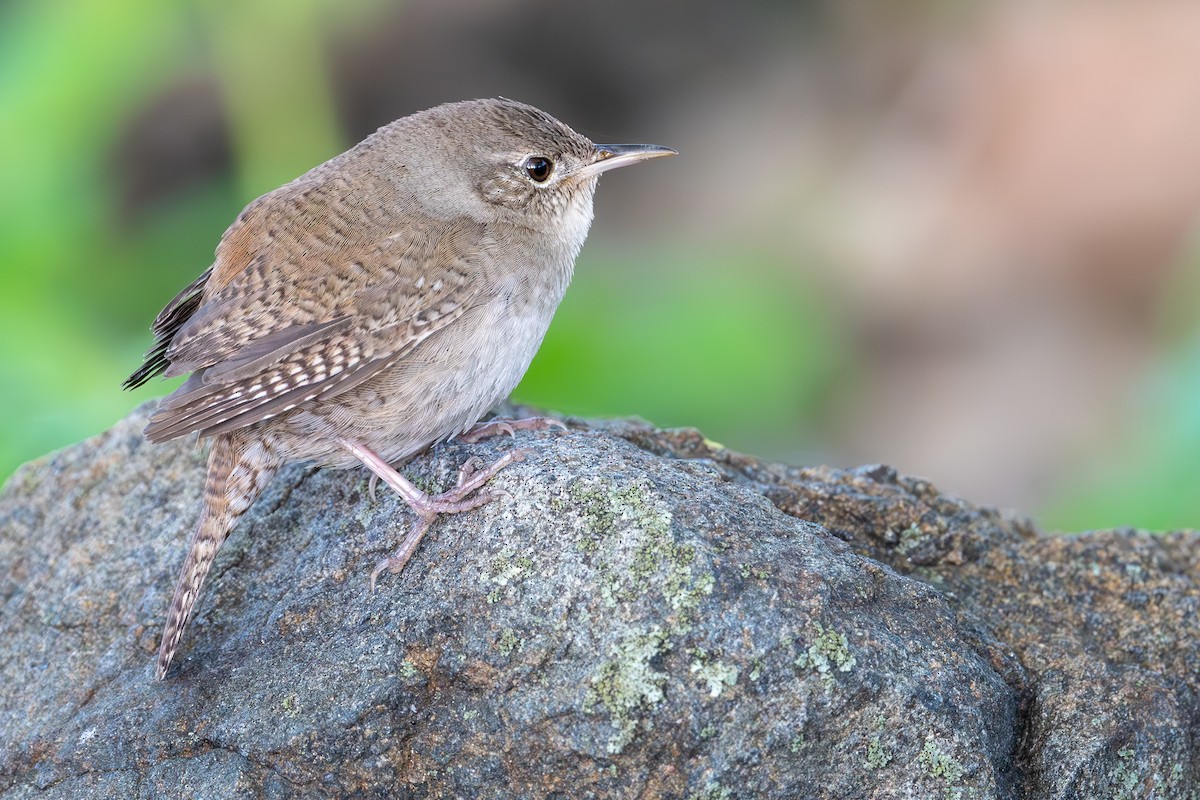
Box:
left=820, top=0, right=1200, bottom=510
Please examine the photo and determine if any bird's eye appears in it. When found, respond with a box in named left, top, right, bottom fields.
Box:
left=524, top=156, right=554, bottom=183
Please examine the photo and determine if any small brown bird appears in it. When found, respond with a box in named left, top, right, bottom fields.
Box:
left=125, top=98, right=674, bottom=679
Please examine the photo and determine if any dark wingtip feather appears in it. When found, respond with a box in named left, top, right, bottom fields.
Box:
left=123, top=365, right=157, bottom=391
left=123, top=268, right=212, bottom=392
left=123, top=341, right=170, bottom=390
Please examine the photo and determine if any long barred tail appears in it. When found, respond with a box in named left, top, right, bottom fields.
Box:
left=156, top=432, right=278, bottom=680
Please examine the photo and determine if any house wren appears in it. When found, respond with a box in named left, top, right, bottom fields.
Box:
left=125, top=98, right=675, bottom=679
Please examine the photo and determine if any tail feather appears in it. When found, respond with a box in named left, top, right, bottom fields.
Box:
left=156, top=432, right=278, bottom=679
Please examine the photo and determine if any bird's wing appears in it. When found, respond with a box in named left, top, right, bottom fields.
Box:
left=123, top=182, right=313, bottom=390
left=139, top=178, right=491, bottom=443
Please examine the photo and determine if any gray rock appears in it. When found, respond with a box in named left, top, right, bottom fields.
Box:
left=0, top=403, right=1196, bottom=798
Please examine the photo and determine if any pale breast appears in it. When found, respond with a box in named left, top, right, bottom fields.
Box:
left=268, top=276, right=564, bottom=468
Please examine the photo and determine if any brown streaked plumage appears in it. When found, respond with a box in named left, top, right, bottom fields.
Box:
left=125, top=98, right=675, bottom=680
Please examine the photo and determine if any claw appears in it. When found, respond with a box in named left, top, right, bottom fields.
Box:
left=460, top=416, right=566, bottom=444
left=456, top=456, right=485, bottom=485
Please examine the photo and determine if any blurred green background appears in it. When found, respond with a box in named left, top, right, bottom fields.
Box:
left=2, top=0, right=1199, bottom=531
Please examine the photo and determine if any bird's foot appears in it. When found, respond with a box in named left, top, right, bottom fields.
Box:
left=362, top=418, right=560, bottom=502
left=459, top=415, right=567, bottom=443
left=360, top=419, right=561, bottom=501
left=354, top=446, right=528, bottom=590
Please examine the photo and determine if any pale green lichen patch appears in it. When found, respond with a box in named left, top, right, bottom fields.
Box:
left=865, top=716, right=893, bottom=769
left=599, top=576, right=623, bottom=607
left=564, top=475, right=713, bottom=628
left=896, top=523, right=925, bottom=554
left=496, top=627, right=520, bottom=657
left=686, top=782, right=732, bottom=800
left=1162, top=761, right=1196, bottom=796
left=689, top=652, right=739, bottom=698
left=410, top=473, right=439, bottom=495
left=739, top=563, right=770, bottom=581
left=486, top=547, right=531, bottom=587
left=565, top=477, right=672, bottom=569
left=567, top=478, right=666, bottom=545
left=482, top=547, right=535, bottom=605
left=795, top=622, right=856, bottom=687
left=1111, top=747, right=1141, bottom=799
left=865, top=733, right=893, bottom=769
left=663, top=567, right=715, bottom=633
left=567, top=476, right=732, bottom=750
left=398, top=658, right=423, bottom=682
left=1109, top=745, right=1186, bottom=800
left=584, top=625, right=671, bottom=754
left=1108, top=748, right=1137, bottom=796
left=919, top=740, right=970, bottom=798
left=352, top=493, right=376, bottom=527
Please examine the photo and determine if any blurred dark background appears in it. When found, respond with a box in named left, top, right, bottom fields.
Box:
left=3, top=0, right=1200, bottom=531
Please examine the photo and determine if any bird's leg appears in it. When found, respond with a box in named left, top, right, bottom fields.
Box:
left=365, top=452, right=418, bottom=504
left=459, top=416, right=567, bottom=443
left=338, top=437, right=526, bottom=588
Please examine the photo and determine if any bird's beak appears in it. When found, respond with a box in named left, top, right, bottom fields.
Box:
left=576, top=143, right=677, bottom=179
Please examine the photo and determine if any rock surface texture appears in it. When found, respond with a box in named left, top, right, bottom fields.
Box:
left=1, top=403, right=1197, bottom=799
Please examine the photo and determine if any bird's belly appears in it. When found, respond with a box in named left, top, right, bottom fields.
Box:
left=278, top=299, right=554, bottom=468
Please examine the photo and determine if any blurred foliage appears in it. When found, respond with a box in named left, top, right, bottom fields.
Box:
left=1044, top=339, right=1200, bottom=531
left=0, top=0, right=378, bottom=480
left=1043, top=250, right=1200, bottom=532
left=517, top=245, right=846, bottom=452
